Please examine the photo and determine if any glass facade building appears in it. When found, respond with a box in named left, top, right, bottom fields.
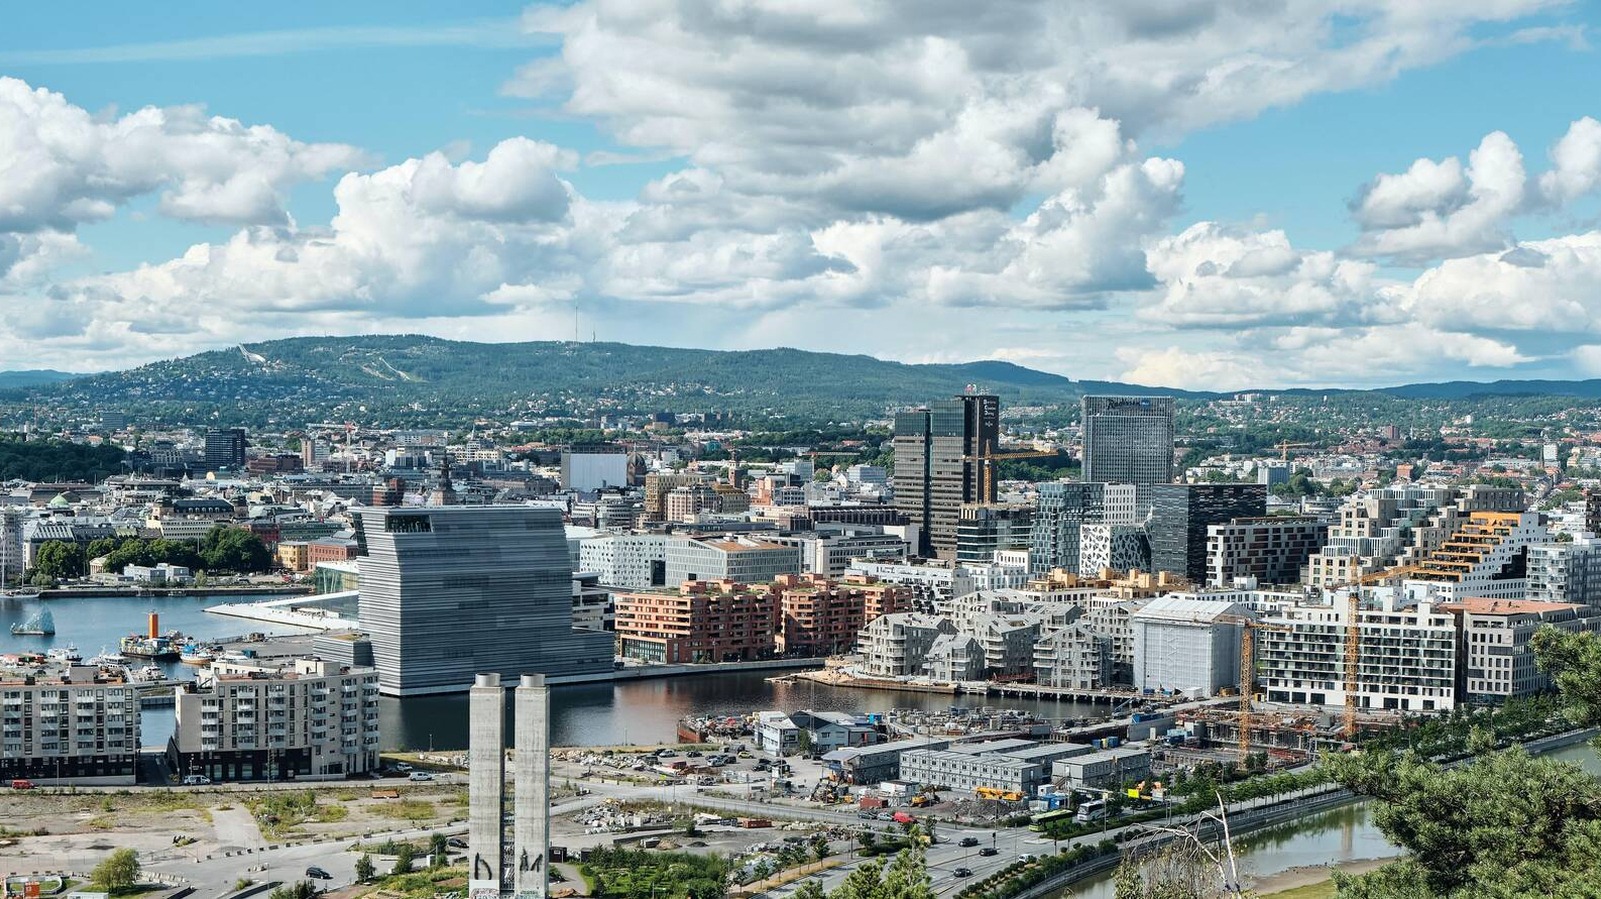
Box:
left=1081, top=396, right=1174, bottom=485
left=893, top=394, right=1000, bottom=559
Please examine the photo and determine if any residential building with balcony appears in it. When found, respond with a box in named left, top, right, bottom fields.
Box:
left=857, top=613, right=955, bottom=677
left=169, top=657, right=381, bottom=782
left=0, top=666, right=138, bottom=786
left=613, top=579, right=780, bottom=663
left=774, top=573, right=905, bottom=656
left=1527, top=535, right=1601, bottom=608
left=1257, top=588, right=1459, bottom=713
left=1441, top=598, right=1601, bottom=703
left=1405, top=511, right=1547, bottom=601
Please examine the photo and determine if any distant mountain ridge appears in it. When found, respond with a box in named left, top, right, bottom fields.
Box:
left=0, top=335, right=1190, bottom=426
left=0, top=369, right=78, bottom=390
left=7, top=337, right=1601, bottom=428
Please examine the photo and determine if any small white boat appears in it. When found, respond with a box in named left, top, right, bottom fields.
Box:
left=131, top=665, right=167, bottom=683
left=46, top=644, right=82, bottom=663
left=88, top=647, right=125, bottom=666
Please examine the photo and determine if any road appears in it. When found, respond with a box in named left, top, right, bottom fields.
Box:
left=139, top=792, right=606, bottom=897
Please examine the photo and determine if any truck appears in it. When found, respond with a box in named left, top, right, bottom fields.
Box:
left=975, top=786, right=1024, bottom=802
left=738, top=818, right=773, bottom=828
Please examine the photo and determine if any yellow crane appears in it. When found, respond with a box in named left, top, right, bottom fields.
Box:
left=1271, top=441, right=1314, bottom=462
left=965, top=440, right=1063, bottom=499
left=1226, top=615, right=1291, bottom=760
left=1338, top=563, right=1430, bottom=738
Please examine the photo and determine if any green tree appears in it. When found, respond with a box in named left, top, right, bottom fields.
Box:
left=811, top=833, right=832, bottom=861
left=392, top=842, right=416, bottom=876
left=91, top=848, right=141, bottom=892
left=430, top=831, right=448, bottom=869
left=267, top=883, right=319, bottom=899
left=1326, top=627, right=1601, bottom=897
left=355, top=853, right=375, bottom=882
left=33, top=540, right=87, bottom=581
left=200, top=527, right=272, bottom=573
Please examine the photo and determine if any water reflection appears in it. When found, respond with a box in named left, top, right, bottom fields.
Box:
left=384, top=671, right=1105, bottom=750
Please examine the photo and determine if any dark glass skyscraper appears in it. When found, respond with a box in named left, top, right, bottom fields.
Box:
left=203, top=427, right=247, bottom=471
left=1081, top=396, right=1175, bottom=485
left=1135, top=483, right=1267, bottom=582
left=893, top=394, right=1000, bottom=559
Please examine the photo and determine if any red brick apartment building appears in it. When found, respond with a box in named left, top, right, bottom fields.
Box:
left=775, top=573, right=905, bottom=656
left=614, top=580, right=781, bottom=663
left=614, top=573, right=904, bottom=662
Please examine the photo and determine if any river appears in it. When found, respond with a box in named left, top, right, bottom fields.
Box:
left=1, top=593, right=1104, bottom=751
left=1052, top=741, right=1601, bottom=898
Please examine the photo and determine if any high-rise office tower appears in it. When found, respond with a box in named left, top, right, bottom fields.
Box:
left=1028, top=482, right=1106, bottom=574
left=468, top=673, right=505, bottom=891
left=892, top=394, right=1000, bottom=559
left=354, top=506, right=615, bottom=696
left=1081, top=396, right=1175, bottom=485
left=203, top=427, right=247, bottom=471
left=1136, top=483, right=1267, bottom=582
left=514, top=675, right=551, bottom=899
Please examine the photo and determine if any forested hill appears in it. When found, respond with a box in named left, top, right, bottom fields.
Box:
left=0, top=335, right=1193, bottom=427
left=0, top=370, right=76, bottom=390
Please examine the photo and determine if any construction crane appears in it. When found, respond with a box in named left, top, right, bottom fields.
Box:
left=1225, top=616, right=1291, bottom=760
left=965, top=440, right=1063, bottom=499
left=1336, top=563, right=1430, bottom=738
left=1271, top=441, right=1314, bottom=462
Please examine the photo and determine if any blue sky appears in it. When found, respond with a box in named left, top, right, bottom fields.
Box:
left=2, top=2, right=1600, bottom=389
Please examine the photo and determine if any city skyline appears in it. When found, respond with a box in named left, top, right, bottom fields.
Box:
left=3, top=3, right=1601, bottom=389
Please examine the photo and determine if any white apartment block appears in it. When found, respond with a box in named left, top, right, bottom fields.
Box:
left=1405, top=511, right=1547, bottom=601
left=1305, top=485, right=1525, bottom=588
left=0, top=666, right=139, bottom=785
left=170, top=657, right=381, bottom=782
left=857, top=613, right=955, bottom=678
left=664, top=535, right=800, bottom=587
left=1527, top=536, right=1601, bottom=608
left=770, top=531, right=907, bottom=578
left=1033, top=622, right=1113, bottom=689
left=1257, top=589, right=1458, bottom=713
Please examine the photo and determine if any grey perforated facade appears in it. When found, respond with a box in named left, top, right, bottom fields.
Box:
left=355, top=506, right=615, bottom=696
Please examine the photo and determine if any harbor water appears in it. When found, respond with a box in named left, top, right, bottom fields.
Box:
left=1, top=592, right=321, bottom=747
left=1053, top=742, right=1601, bottom=898
left=2, top=593, right=1104, bottom=751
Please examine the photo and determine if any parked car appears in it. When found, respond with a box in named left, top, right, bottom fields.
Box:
left=9, top=779, right=34, bottom=790
left=954, top=868, right=973, bottom=878
left=408, top=771, right=435, bottom=782
left=978, top=847, right=999, bottom=857
left=958, top=837, right=980, bottom=848
left=876, top=812, right=895, bottom=821
left=306, top=866, right=332, bottom=880
left=1019, top=854, right=1037, bottom=863
left=392, top=762, right=413, bottom=772
left=448, top=837, right=468, bottom=849
left=182, top=774, right=211, bottom=786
